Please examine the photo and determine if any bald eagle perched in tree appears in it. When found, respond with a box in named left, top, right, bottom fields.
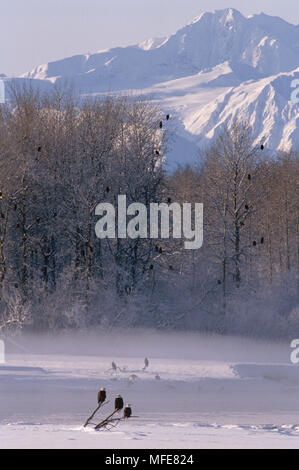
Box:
left=97, top=387, right=106, bottom=404
left=115, top=394, right=124, bottom=411
left=124, top=404, right=132, bottom=418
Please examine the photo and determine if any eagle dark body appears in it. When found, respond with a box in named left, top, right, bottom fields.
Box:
left=97, top=389, right=106, bottom=404
left=124, top=406, right=132, bottom=418
left=115, top=396, right=124, bottom=411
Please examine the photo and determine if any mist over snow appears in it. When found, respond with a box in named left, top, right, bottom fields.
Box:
left=2, top=329, right=291, bottom=361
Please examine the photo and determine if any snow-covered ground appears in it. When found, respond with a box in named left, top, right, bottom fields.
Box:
left=0, top=331, right=299, bottom=448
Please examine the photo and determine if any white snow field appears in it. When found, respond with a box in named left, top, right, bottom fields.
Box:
left=0, top=331, right=299, bottom=449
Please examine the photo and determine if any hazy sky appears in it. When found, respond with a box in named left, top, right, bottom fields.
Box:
left=2, top=0, right=299, bottom=76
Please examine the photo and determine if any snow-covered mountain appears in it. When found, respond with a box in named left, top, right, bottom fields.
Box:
left=14, top=9, right=299, bottom=164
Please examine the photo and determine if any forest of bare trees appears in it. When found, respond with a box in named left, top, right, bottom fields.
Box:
left=0, top=86, right=298, bottom=338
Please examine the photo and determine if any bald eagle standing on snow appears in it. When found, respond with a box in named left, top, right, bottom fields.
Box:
left=97, top=387, right=106, bottom=404
left=115, top=394, right=124, bottom=411
left=124, top=404, right=132, bottom=418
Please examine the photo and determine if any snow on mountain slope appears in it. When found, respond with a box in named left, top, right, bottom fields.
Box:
left=138, top=37, right=167, bottom=51
left=116, top=64, right=299, bottom=163
left=15, top=8, right=299, bottom=164
left=23, top=8, right=299, bottom=86
left=176, top=67, right=299, bottom=152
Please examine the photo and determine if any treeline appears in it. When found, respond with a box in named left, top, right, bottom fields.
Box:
left=0, top=86, right=298, bottom=338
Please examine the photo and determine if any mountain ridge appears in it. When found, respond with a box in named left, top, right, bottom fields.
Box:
left=6, top=8, right=299, bottom=164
